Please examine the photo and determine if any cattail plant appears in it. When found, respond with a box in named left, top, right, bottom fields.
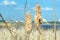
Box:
left=25, top=11, right=32, bottom=40
left=34, top=4, right=43, bottom=40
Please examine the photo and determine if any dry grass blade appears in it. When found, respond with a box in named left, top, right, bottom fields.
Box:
left=0, top=14, right=15, bottom=38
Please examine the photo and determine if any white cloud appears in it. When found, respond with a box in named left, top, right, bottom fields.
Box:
left=0, top=0, right=16, bottom=5
left=15, top=6, right=24, bottom=10
left=14, top=5, right=30, bottom=10
left=14, top=5, right=53, bottom=11
left=41, top=7, right=53, bottom=11
left=58, top=19, right=60, bottom=22
left=33, top=7, right=53, bottom=11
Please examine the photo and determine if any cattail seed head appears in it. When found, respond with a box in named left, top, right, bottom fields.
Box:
left=25, top=11, right=32, bottom=32
left=34, top=4, right=42, bottom=27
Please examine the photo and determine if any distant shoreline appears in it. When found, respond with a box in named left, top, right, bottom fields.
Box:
left=0, top=21, right=60, bottom=24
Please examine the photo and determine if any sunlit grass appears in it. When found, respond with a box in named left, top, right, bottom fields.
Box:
left=0, top=27, right=60, bottom=40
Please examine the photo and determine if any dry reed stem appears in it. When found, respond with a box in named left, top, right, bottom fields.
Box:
left=0, top=14, right=16, bottom=39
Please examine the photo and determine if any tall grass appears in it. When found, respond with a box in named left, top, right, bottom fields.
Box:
left=0, top=28, right=60, bottom=40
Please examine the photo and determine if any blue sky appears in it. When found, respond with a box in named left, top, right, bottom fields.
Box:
left=0, top=0, right=60, bottom=21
